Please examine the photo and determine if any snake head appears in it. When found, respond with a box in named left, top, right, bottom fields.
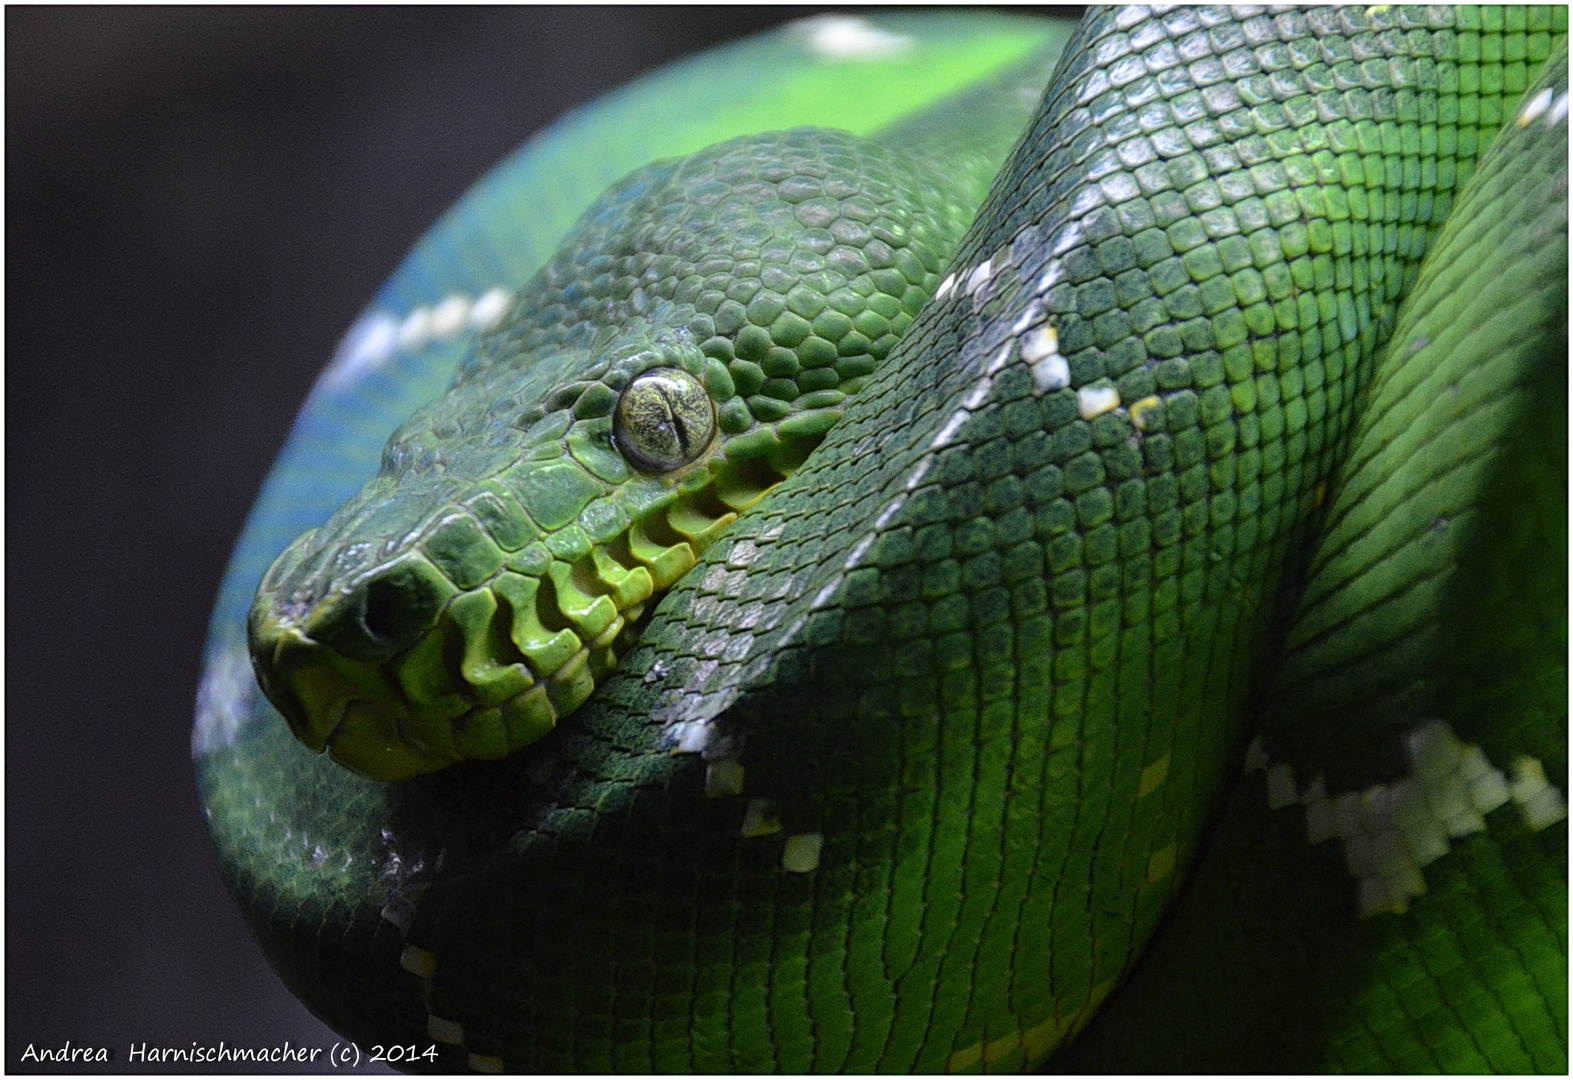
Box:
left=249, top=127, right=975, bottom=780
left=248, top=328, right=792, bottom=781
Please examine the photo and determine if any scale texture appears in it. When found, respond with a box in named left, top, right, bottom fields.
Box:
left=196, top=7, right=1567, bottom=1072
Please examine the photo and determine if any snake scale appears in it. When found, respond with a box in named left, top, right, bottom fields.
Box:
left=195, top=7, right=1567, bottom=1072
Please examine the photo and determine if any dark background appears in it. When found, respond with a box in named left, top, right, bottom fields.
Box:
left=5, top=7, right=855, bottom=1071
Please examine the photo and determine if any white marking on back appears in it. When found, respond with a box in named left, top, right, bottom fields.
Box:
left=1509, top=757, right=1568, bottom=829
left=1257, top=720, right=1565, bottom=918
left=742, top=798, right=783, bottom=837
left=782, top=833, right=825, bottom=872
left=965, top=259, right=994, bottom=296
left=1012, top=298, right=1045, bottom=335
left=318, top=286, right=514, bottom=394
left=961, top=378, right=994, bottom=410
left=1029, top=354, right=1071, bottom=396
left=843, top=532, right=878, bottom=570
left=931, top=408, right=971, bottom=448
left=380, top=891, right=417, bottom=933
left=1051, top=223, right=1083, bottom=256
left=1021, top=324, right=1058, bottom=363
left=398, top=306, right=434, bottom=351
left=429, top=293, right=470, bottom=336
left=469, top=286, right=513, bottom=329
left=670, top=721, right=713, bottom=754
left=1518, top=87, right=1553, bottom=127
left=1077, top=385, right=1120, bottom=419
left=1548, top=91, right=1569, bottom=128
left=320, top=312, right=399, bottom=390
left=795, top=15, right=913, bottom=60
left=985, top=341, right=1016, bottom=376
left=191, top=645, right=255, bottom=757
left=1037, top=260, right=1065, bottom=293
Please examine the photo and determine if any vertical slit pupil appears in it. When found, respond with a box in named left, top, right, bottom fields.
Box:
left=660, top=385, right=691, bottom=455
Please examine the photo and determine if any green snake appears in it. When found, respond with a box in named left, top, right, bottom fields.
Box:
left=196, top=8, right=1568, bottom=1071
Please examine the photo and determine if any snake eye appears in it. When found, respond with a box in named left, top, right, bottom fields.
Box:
left=613, top=367, right=716, bottom=472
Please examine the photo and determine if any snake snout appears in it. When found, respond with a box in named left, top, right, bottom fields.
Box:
left=248, top=542, right=470, bottom=777
left=307, top=553, right=459, bottom=663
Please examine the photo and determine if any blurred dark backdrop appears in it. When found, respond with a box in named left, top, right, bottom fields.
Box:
left=5, top=7, right=854, bottom=1071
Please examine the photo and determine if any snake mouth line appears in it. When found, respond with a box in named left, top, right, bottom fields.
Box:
left=250, top=438, right=820, bottom=780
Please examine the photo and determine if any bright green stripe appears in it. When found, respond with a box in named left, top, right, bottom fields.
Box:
left=660, top=29, right=1053, bottom=148
left=378, top=14, right=1065, bottom=312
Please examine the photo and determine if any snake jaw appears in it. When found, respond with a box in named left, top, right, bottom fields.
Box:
left=246, top=438, right=824, bottom=781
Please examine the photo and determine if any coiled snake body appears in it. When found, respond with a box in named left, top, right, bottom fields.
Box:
left=197, top=8, right=1568, bottom=1071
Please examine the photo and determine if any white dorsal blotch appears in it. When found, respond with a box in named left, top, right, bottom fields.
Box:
left=934, top=273, right=956, bottom=303
left=191, top=645, right=256, bottom=756
left=1051, top=222, right=1083, bottom=257
left=1329, top=791, right=1362, bottom=840
left=321, top=312, right=400, bottom=390
left=1021, top=324, right=1058, bottom=363
left=794, top=15, right=913, bottom=60
left=1022, top=324, right=1070, bottom=397
left=843, top=531, right=878, bottom=570
left=962, top=377, right=994, bottom=410
left=1031, top=356, right=1070, bottom=395
left=873, top=498, right=905, bottom=530
left=1509, top=757, right=1568, bottom=830
left=1077, top=385, right=1120, bottom=420
left=398, top=306, right=434, bottom=351
left=1548, top=91, right=1569, bottom=128
left=669, top=721, right=713, bottom=755
left=1518, top=86, right=1554, bottom=127
left=704, top=760, right=745, bottom=798
left=1025, top=355, right=1063, bottom=397
left=741, top=798, right=782, bottom=838
left=1011, top=297, right=1045, bottom=335
left=965, top=259, right=994, bottom=296
left=324, top=290, right=515, bottom=394
left=931, top=408, right=972, bottom=448
left=1259, top=720, right=1564, bottom=918
left=1305, top=797, right=1336, bottom=844
left=400, top=945, right=437, bottom=978
left=429, top=293, right=470, bottom=336
left=468, top=286, right=513, bottom=330
left=782, top=833, right=825, bottom=873
left=380, top=891, right=417, bottom=933
left=1037, top=260, right=1065, bottom=293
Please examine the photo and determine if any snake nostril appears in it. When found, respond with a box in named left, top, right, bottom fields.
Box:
left=302, top=552, right=459, bottom=664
